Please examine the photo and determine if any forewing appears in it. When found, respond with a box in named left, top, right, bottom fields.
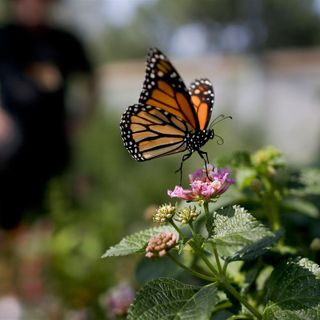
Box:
left=189, top=78, right=215, bottom=130
left=139, top=48, right=200, bottom=130
left=120, top=104, right=190, bottom=161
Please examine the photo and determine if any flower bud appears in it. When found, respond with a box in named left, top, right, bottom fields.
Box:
left=153, top=204, right=176, bottom=224
left=175, top=206, right=199, bottom=224
left=145, top=232, right=177, bottom=258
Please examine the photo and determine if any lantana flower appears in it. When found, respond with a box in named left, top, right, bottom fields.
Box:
left=145, top=232, right=177, bottom=258
left=103, top=283, right=135, bottom=319
left=175, top=206, right=199, bottom=224
left=168, top=165, right=234, bottom=202
left=153, top=203, right=176, bottom=224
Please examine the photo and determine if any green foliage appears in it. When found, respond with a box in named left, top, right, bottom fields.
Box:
left=46, top=178, right=121, bottom=312
left=208, top=205, right=275, bottom=259
left=103, top=144, right=320, bottom=319
left=102, top=225, right=175, bottom=257
left=227, top=231, right=283, bottom=262
left=291, top=168, right=320, bottom=196
left=221, top=146, right=320, bottom=250
left=263, top=0, right=320, bottom=48
left=135, top=256, right=181, bottom=284
left=44, top=111, right=181, bottom=314
left=263, top=258, right=320, bottom=319
left=94, top=0, right=320, bottom=62
left=127, top=278, right=222, bottom=320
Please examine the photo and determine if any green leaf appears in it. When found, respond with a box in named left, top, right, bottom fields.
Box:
left=290, top=168, right=320, bottom=196
left=102, top=225, right=175, bottom=257
left=251, top=146, right=285, bottom=169
left=127, top=278, right=222, bottom=320
left=235, top=167, right=257, bottom=189
left=135, top=256, right=181, bottom=285
left=283, top=198, right=319, bottom=218
left=263, top=258, right=320, bottom=320
left=209, top=206, right=274, bottom=259
left=188, top=234, right=205, bottom=249
left=227, top=230, right=283, bottom=262
left=176, top=283, right=222, bottom=320
left=229, top=151, right=252, bottom=167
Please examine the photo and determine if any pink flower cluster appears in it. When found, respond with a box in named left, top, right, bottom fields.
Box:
left=168, top=165, right=234, bottom=202
left=145, top=232, right=177, bottom=258
left=105, top=283, right=135, bottom=318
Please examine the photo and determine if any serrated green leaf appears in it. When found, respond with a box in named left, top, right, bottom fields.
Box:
left=209, top=206, right=274, bottom=259
left=176, top=283, right=222, bottom=320
left=127, top=278, right=222, bottom=320
left=102, top=226, right=175, bottom=257
left=227, top=230, right=283, bottom=262
left=263, top=258, right=320, bottom=320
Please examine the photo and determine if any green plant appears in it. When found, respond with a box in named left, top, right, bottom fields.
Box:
left=103, top=147, right=320, bottom=319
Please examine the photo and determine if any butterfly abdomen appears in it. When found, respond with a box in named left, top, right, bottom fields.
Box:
left=186, top=129, right=214, bottom=153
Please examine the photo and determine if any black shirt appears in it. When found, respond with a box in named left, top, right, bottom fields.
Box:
left=0, top=23, right=92, bottom=228
left=0, top=23, right=92, bottom=172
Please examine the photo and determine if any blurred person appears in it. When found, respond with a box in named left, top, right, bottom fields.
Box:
left=0, top=0, right=95, bottom=229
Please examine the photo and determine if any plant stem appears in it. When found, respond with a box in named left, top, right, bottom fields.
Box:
left=198, top=250, right=219, bottom=277
left=212, top=243, right=223, bottom=274
left=222, top=280, right=262, bottom=320
left=222, top=260, right=229, bottom=275
left=191, top=234, right=218, bottom=276
left=167, top=252, right=216, bottom=282
left=169, top=219, right=186, bottom=241
left=173, top=200, right=262, bottom=319
left=188, top=221, right=197, bottom=237
left=188, top=222, right=219, bottom=278
left=203, top=201, right=209, bottom=220
left=213, top=300, right=233, bottom=313
left=202, top=200, right=261, bottom=319
left=261, top=176, right=281, bottom=231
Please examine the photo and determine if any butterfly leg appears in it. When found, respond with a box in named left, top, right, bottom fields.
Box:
left=175, top=152, right=192, bottom=185
left=198, top=150, right=211, bottom=180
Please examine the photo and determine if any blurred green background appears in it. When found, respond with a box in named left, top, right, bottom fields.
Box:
left=0, top=0, right=320, bottom=318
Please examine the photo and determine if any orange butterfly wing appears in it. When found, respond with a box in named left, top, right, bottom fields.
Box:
left=139, top=48, right=200, bottom=131
left=120, top=104, right=189, bottom=161
left=120, top=49, right=216, bottom=162
left=189, top=79, right=215, bottom=130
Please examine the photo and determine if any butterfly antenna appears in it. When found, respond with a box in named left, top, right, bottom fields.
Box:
left=210, top=114, right=232, bottom=129
left=215, top=134, right=224, bottom=145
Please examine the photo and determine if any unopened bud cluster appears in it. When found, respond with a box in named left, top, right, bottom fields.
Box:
left=145, top=232, right=177, bottom=258
left=153, top=203, right=176, bottom=224
left=175, top=206, right=199, bottom=224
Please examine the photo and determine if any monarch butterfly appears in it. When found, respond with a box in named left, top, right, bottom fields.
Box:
left=120, top=48, right=229, bottom=182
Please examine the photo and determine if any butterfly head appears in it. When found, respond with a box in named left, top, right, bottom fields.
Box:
left=186, top=129, right=214, bottom=153
left=208, top=128, right=215, bottom=140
